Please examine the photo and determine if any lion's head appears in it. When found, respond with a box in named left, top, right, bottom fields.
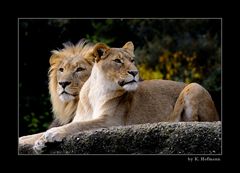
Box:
left=49, top=39, right=95, bottom=124
left=92, top=41, right=139, bottom=91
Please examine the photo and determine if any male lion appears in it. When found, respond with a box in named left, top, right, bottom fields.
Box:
left=19, top=39, right=95, bottom=145
left=33, top=41, right=219, bottom=153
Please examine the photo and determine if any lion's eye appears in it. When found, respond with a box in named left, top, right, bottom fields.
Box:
left=131, top=59, right=135, bottom=63
left=113, top=59, right=122, bottom=64
left=59, top=68, right=64, bottom=72
left=76, top=67, right=85, bottom=72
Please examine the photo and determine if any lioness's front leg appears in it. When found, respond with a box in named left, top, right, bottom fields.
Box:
left=33, top=125, right=69, bottom=153
left=33, top=116, right=121, bottom=153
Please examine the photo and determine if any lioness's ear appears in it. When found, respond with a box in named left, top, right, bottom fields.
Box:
left=123, top=41, right=134, bottom=53
left=93, top=43, right=109, bottom=62
left=49, top=51, right=61, bottom=65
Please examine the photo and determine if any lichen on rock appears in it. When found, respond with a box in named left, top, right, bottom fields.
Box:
left=19, top=122, right=221, bottom=154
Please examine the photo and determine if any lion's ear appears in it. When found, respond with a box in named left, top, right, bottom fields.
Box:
left=123, top=41, right=134, bottom=53
left=49, top=51, right=61, bottom=65
left=92, top=43, right=109, bottom=62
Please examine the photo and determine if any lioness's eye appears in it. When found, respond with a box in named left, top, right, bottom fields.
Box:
left=76, top=67, right=85, bottom=72
left=113, top=59, right=122, bottom=64
left=59, top=68, right=64, bottom=72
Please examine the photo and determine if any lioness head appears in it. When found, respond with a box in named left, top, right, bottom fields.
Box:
left=93, top=41, right=139, bottom=91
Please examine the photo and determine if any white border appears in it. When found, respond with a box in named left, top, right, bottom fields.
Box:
left=18, top=18, right=222, bottom=156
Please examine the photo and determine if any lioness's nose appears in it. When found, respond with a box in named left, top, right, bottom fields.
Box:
left=128, top=70, right=138, bottom=77
left=59, top=81, right=71, bottom=88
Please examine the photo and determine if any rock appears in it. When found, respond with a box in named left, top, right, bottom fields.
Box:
left=18, top=122, right=221, bottom=154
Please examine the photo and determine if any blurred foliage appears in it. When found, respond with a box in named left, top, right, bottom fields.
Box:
left=19, top=19, right=221, bottom=136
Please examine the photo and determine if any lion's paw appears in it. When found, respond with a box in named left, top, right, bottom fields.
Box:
left=44, top=127, right=66, bottom=142
left=33, top=135, right=47, bottom=154
left=19, top=136, right=28, bottom=145
left=33, top=127, right=66, bottom=154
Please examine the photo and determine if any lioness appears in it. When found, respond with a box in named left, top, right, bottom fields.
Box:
left=33, top=41, right=219, bottom=153
left=19, top=39, right=95, bottom=145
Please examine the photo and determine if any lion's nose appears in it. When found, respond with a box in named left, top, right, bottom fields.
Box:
left=128, top=70, right=138, bottom=77
left=59, top=81, right=71, bottom=89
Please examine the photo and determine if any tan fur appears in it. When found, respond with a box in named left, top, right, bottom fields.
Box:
left=19, top=40, right=96, bottom=145
left=49, top=40, right=96, bottom=125
left=33, top=41, right=219, bottom=153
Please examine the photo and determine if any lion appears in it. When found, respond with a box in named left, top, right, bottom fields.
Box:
left=19, top=39, right=96, bottom=145
left=33, top=41, right=219, bottom=153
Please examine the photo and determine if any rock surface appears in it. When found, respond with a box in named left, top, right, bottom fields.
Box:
left=18, top=122, right=221, bottom=154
